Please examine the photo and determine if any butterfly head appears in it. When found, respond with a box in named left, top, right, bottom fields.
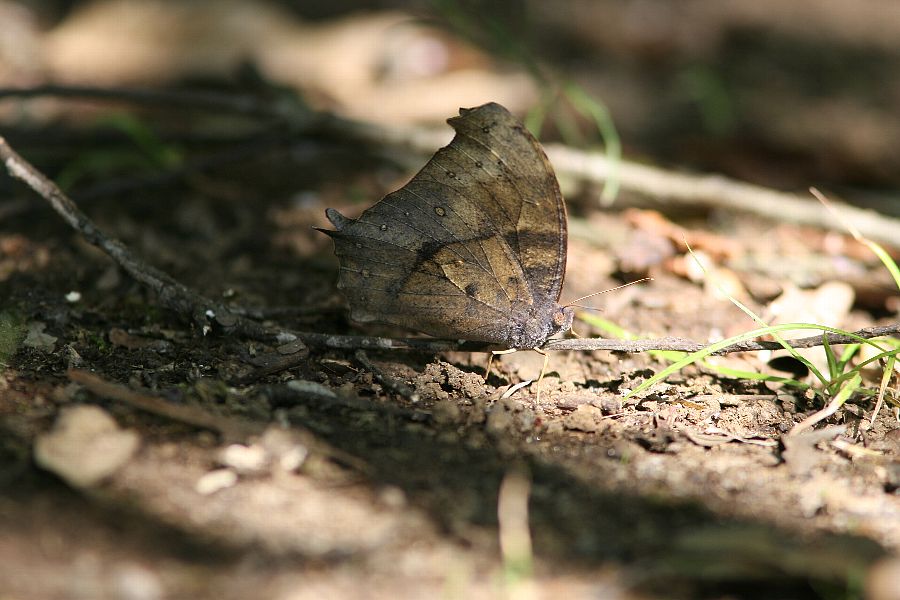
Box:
left=553, top=305, right=575, bottom=335
left=506, top=302, right=574, bottom=349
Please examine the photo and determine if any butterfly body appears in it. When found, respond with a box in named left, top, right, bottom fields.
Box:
left=318, top=102, right=571, bottom=350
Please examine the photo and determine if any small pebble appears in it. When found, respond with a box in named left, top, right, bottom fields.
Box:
left=218, top=443, right=268, bottom=475
left=195, top=468, right=238, bottom=495
left=562, top=404, right=605, bottom=433
left=260, top=427, right=308, bottom=472
left=113, top=564, right=163, bottom=600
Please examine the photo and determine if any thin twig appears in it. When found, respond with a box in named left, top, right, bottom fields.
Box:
left=354, top=350, right=421, bottom=402
left=266, top=381, right=431, bottom=423
left=0, top=84, right=298, bottom=120
left=68, top=368, right=262, bottom=440
left=290, top=325, right=900, bottom=354
left=296, top=331, right=491, bottom=352
left=544, top=145, right=900, bottom=248
left=543, top=324, right=900, bottom=353
left=0, top=135, right=284, bottom=344
left=69, top=368, right=372, bottom=471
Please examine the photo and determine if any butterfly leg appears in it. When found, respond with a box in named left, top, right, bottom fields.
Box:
left=485, top=348, right=518, bottom=381
left=533, top=347, right=549, bottom=405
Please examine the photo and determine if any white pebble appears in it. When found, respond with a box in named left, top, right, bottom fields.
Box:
left=195, top=468, right=237, bottom=495
left=218, top=443, right=267, bottom=474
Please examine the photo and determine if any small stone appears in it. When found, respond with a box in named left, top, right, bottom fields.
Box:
left=278, top=445, right=308, bottom=472
left=555, top=394, right=591, bottom=410
left=593, top=395, right=622, bottom=415
left=287, top=379, right=337, bottom=398
left=218, top=443, right=268, bottom=475
left=64, top=344, right=83, bottom=368
left=34, top=405, right=140, bottom=488
left=195, top=468, right=238, bottom=495
left=562, top=404, right=605, bottom=433
left=259, top=426, right=308, bottom=472
left=275, top=331, right=298, bottom=344
left=64, top=290, right=81, bottom=303
left=485, top=402, right=515, bottom=434
left=112, top=563, right=163, bottom=600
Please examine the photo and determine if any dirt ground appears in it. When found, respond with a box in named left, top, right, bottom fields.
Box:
left=2, top=2, right=900, bottom=600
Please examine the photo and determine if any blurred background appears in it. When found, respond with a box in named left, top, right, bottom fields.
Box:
left=2, top=0, right=899, bottom=207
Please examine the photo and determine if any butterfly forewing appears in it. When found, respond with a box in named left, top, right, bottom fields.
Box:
left=318, top=103, right=568, bottom=347
left=446, top=104, right=567, bottom=306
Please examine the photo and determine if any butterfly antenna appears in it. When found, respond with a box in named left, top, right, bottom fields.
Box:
left=562, top=278, right=652, bottom=309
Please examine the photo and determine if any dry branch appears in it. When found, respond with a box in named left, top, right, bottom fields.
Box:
left=544, top=324, right=900, bottom=353
left=68, top=368, right=371, bottom=470
left=0, top=135, right=287, bottom=345
left=0, top=84, right=295, bottom=120
left=544, top=145, right=900, bottom=248
left=68, top=368, right=262, bottom=440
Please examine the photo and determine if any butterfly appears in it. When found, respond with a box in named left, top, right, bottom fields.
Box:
left=317, top=102, right=572, bottom=393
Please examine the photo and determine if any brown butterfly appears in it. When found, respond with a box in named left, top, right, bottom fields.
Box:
left=317, top=102, right=572, bottom=358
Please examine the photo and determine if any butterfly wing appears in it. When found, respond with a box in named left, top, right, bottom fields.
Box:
left=444, top=103, right=568, bottom=306
left=318, top=103, right=567, bottom=347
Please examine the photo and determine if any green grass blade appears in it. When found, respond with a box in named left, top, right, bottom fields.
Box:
left=562, top=82, right=621, bottom=204
left=625, top=323, right=891, bottom=399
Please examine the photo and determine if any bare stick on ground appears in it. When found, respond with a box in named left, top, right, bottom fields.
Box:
left=68, top=369, right=370, bottom=470
left=544, top=324, right=900, bottom=353
left=355, top=350, right=421, bottom=402
left=0, top=135, right=291, bottom=345
left=68, top=369, right=263, bottom=441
